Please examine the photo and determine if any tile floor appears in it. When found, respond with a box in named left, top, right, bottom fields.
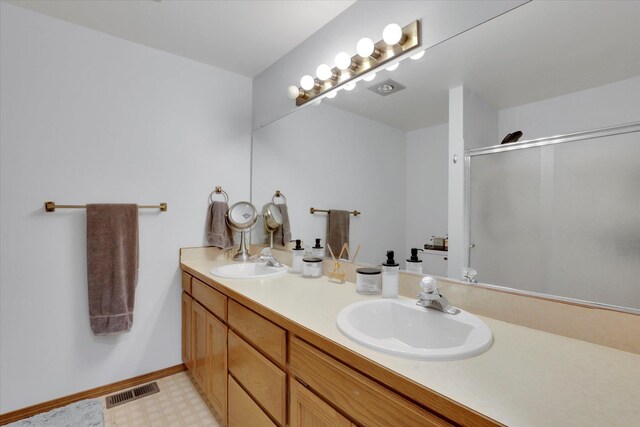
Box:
left=101, top=372, right=220, bottom=427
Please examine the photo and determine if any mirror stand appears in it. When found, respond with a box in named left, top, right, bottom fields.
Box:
left=233, top=231, right=251, bottom=261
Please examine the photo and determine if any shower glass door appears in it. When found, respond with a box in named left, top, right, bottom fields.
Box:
left=468, top=125, right=640, bottom=310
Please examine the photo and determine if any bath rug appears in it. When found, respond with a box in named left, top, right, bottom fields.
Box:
left=7, top=399, right=104, bottom=427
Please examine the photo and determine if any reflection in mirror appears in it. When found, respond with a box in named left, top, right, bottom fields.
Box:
left=262, top=202, right=283, bottom=248
left=252, top=103, right=406, bottom=264
left=252, top=1, right=640, bottom=311
left=469, top=126, right=640, bottom=309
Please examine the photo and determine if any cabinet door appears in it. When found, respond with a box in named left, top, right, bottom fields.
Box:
left=290, top=337, right=451, bottom=427
left=182, top=292, right=192, bottom=369
left=228, top=331, right=286, bottom=425
left=191, top=301, right=208, bottom=390
left=228, top=375, right=276, bottom=427
left=206, top=312, right=227, bottom=424
left=290, top=379, right=352, bottom=427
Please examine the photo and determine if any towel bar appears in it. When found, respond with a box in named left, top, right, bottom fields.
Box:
left=209, top=186, right=229, bottom=203
left=45, top=202, right=167, bottom=212
left=310, top=207, right=361, bottom=216
left=272, top=190, right=287, bottom=204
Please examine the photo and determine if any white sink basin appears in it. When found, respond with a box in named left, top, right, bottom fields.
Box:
left=210, top=263, right=288, bottom=279
left=336, top=298, right=492, bottom=361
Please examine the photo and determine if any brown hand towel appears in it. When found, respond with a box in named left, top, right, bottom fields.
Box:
left=87, top=204, right=138, bottom=336
left=206, top=201, right=233, bottom=249
left=273, top=203, right=291, bottom=247
left=327, top=210, right=350, bottom=259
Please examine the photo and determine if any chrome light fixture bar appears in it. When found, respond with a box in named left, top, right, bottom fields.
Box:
left=287, top=20, right=421, bottom=106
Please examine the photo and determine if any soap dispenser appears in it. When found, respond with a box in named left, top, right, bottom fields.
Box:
left=406, top=248, right=424, bottom=274
left=291, top=239, right=304, bottom=273
left=382, top=250, right=400, bottom=298
left=312, top=238, right=324, bottom=257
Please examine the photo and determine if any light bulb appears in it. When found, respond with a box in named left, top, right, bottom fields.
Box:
left=316, top=64, right=333, bottom=81
left=410, top=50, right=425, bottom=60
left=326, top=91, right=337, bottom=99
left=300, top=75, right=315, bottom=91
left=287, top=85, right=300, bottom=99
left=382, top=23, right=403, bottom=45
left=386, top=62, right=399, bottom=72
left=363, top=72, right=376, bottom=82
left=344, top=82, right=356, bottom=91
left=335, top=52, right=351, bottom=70
left=356, top=38, right=375, bottom=57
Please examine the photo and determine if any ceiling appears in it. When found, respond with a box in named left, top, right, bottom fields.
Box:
left=326, top=1, right=640, bottom=131
left=5, top=0, right=355, bottom=77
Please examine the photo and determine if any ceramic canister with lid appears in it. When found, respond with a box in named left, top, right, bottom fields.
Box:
left=302, top=257, right=323, bottom=278
left=356, top=267, right=382, bottom=294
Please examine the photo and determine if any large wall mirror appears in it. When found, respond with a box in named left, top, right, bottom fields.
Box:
left=251, top=1, right=640, bottom=312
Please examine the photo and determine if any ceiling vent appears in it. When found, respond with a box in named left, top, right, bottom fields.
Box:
left=367, top=79, right=406, bottom=96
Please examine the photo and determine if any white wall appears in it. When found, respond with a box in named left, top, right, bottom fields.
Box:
left=252, top=104, right=406, bottom=265
left=499, top=75, right=640, bottom=140
left=0, top=4, right=252, bottom=412
left=252, top=1, right=527, bottom=130
left=405, top=123, right=448, bottom=259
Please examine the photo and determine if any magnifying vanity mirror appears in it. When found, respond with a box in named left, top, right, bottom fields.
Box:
left=262, top=202, right=283, bottom=248
left=251, top=1, right=640, bottom=312
left=227, top=201, right=258, bottom=261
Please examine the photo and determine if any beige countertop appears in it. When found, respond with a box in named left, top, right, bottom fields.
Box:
left=181, top=250, right=640, bottom=427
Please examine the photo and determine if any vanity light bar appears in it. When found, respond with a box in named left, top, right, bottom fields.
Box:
left=287, top=20, right=421, bottom=106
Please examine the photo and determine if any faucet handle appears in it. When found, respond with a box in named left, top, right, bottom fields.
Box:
left=420, top=276, right=437, bottom=293
left=462, top=267, right=478, bottom=283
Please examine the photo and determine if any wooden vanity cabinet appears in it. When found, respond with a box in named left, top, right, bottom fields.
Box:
left=228, top=330, right=286, bottom=425
left=191, top=301, right=208, bottom=390
left=182, top=280, right=228, bottom=425
left=290, top=379, right=353, bottom=427
left=181, top=292, right=192, bottom=369
left=228, top=300, right=286, bottom=367
left=181, top=270, right=475, bottom=427
left=290, top=337, right=451, bottom=427
left=228, top=375, right=277, bottom=427
left=227, top=301, right=288, bottom=426
left=206, top=312, right=227, bottom=423
left=181, top=271, right=192, bottom=293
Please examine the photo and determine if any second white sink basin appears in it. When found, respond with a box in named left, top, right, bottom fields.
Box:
left=336, top=298, right=492, bottom=361
left=210, top=262, right=288, bottom=279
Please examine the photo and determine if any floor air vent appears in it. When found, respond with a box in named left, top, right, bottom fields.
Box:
left=105, top=382, right=160, bottom=409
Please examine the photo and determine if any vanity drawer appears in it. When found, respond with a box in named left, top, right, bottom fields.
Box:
left=181, top=271, right=191, bottom=294
left=192, top=277, right=227, bottom=320
left=290, top=337, right=451, bottom=427
left=228, top=300, right=286, bottom=366
left=228, top=331, right=286, bottom=426
left=228, top=375, right=277, bottom=427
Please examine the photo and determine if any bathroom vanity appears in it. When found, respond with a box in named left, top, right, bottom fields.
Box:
left=180, top=247, right=640, bottom=427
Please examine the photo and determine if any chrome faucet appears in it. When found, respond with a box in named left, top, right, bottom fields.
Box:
left=416, top=277, right=460, bottom=315
left=257, top=248, right=282, bottom=268
left=462, top=267, right=478, bottom=284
